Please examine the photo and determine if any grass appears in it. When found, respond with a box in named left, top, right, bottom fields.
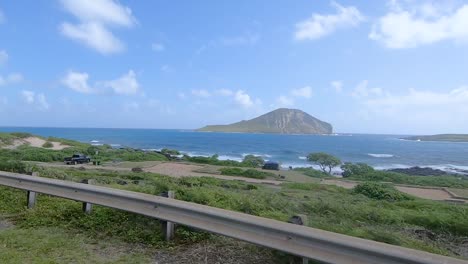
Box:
left=0, top=227, right=151, bottom=264
left=348, top=170, right=468, bottom=188
left=219, top=167, right=276, bottom=179
left=292, top=167, right=330, bottom=178
left=0, top=166, right=467, bottom=261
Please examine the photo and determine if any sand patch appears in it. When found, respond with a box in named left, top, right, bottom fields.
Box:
left=1, top=136, right=69, bottom=150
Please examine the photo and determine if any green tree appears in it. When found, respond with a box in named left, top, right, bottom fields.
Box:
left=341, top=162, right=374, bottom=178
left=307, top=152, right=341, bottom=174
left=242, top=155, right=265, bottom=167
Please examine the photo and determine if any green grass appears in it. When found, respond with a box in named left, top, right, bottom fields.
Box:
left=292, top=167, right=330, bottom=178
left=219, top=167, right=276, bottom=179
left=0, top=227, right=151, bottom=264
left=348, top=170, right=468, bottom=188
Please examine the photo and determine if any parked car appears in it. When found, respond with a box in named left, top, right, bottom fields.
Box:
left=262, top=161, right=280, bottom=171
left=64, top=154, right=91, bottom=165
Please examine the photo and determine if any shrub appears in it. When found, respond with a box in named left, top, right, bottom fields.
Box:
left=242, top=155, right=265, bottom=167
left=131, top=167, right=143, bottom=173
left=161, top=148, right=180, bottom=155
left=341, top=162, right=374, bottom=178
left=42, top=142, right=54, bottom=148
left=353, top=182, right=413, bottom=202
left=0, top=160, right=29, bottom=173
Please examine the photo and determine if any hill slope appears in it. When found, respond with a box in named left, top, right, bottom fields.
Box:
left=198, top=108, right=333, bottom=134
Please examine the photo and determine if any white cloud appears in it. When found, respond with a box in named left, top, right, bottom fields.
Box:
left=62, top=71, right=93, bottom=93
left=276, top=95, right=295, bottom=107
left=37, top=94, right=50, bottom=110
left=234, top=90, right=254, bottom=108
left=152, top=43, right=165, bottom=52
left=104, top=70, right=139, bottom=95
left=191, top=89, right=211, bottom=98
left=61, top=70, right=139, bottom=95
left=295, top=1, right=364, bottom=41
left=21, top=90, right=35, bottom=104
left=331, top=81, right=343, bottom=93
left=291, top=86, right=312, bottom=98
left=60, top=22, right=124, bottom=54
left=352, top=80, right=383, bottom=98
left=370, top=2, right=468, bottom=48
left=358, top=86, right=468, bottom=132
left=0, top=50, right=8, bottom=65
left=215, top=88, right=233, bottom=96
left=59, top=0, right=136, bottom=54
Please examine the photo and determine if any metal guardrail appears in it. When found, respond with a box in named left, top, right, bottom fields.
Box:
left=0, top=171, right=466, bottom=264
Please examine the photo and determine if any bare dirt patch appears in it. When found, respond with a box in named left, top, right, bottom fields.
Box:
left=395, top=186, right=452, bottom=201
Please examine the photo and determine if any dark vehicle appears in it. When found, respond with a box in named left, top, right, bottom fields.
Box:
left=64, top=154, right=91, bottom=165
left=262, top=161, right=280, bottom=171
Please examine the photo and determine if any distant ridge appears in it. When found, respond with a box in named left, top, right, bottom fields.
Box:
left=197, top=108, right=333, bottom=134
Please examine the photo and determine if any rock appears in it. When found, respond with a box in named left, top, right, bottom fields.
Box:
left=387, top=166, right=449, bottom=176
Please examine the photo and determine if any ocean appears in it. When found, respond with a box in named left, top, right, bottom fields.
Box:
left=1, top=127, right=468, bottom=173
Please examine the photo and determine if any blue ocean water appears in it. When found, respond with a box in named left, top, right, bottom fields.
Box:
left=1, top=127, right=468, bottom=172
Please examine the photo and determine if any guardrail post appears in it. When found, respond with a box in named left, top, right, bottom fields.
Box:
left=288, top=214, right=309, bottom=264
left=82, top=179, right=94, bottom=214
left=26, top=172, right=38, bottom=209
left=160, top=191, right=175, bottom=241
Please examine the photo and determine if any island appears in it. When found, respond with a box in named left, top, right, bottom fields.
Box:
left=402, top=134, right=468, bottom=142
left=197, top=108, right=333, bottom=134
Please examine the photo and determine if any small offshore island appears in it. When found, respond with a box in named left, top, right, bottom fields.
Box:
left=402, top=134, right=468, bottom=143
left=197, top=108, right=333, bottom=134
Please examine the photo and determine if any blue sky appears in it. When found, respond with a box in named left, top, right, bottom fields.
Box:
left=1, top=0, right=468, bottom=134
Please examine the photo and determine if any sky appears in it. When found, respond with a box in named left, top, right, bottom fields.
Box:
left=1, top=0, right=468, bottom=134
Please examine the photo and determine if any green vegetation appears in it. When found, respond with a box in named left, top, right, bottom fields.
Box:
left=161, top=148, right=180, bottom=155
left=307, top=152, right=341, bottom=174
left=242, top=155, right=265, bottom=167
left=219, top=167, right=276, bottom=179
left=184, top=154, right=252, bottom=167
left=341, top=162, right=375, bottom=178
left=292, top=167, right=330, bottom=178
left=353, top=182, right=414, bottom=202
left=198, top=108, right=333, bottom=134
left=348, top=169, right=468, bottom=188
left=42, top=141, right=54, bottom=148
left=0, top=132, right=32, bottom=146
left=1, top=165, right=467, bottom=261
left=403, top=134, right=468, bottom=142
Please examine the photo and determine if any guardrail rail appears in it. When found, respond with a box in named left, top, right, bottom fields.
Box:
left=0, top=171, right=466, bottom=264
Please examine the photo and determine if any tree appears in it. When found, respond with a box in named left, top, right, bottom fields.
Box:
left=307, top=152, right=341, bottom=174
left=341, top=162, right=374, bottom=178
left=242, top=155, right=265, bottom=167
